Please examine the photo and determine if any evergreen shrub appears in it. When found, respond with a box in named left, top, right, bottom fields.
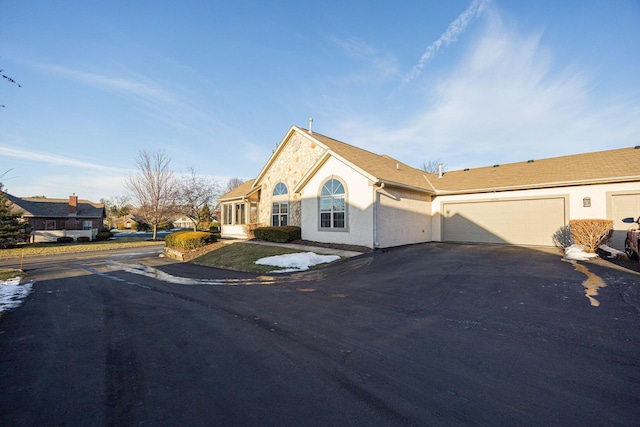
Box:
left=209, top=221, right=221, bottom=233
left=95, top=231, right=113, bottom=241
left=253, top=226, right=301, bottom=243
left=165, top=231, right=217, bottom=250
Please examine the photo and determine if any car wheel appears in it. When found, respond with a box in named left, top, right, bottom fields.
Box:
left=625, top=237, right=638, bottom=260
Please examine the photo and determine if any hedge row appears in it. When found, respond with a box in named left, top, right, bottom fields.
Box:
left=253, top=226, right=301, bottom=243
left=96, top=231, right=113, bottom=241
left=55, top=236, right=94, bottom=243
left=165, top=231, right=218, bottom=250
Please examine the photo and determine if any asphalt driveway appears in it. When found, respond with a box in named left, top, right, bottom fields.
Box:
left=1, top=243, right=639, bottom=426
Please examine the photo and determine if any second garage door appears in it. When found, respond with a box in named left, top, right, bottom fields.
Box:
left=610, top=193, right=640, bottom=250
left=442, top=197, right=567, bottom=246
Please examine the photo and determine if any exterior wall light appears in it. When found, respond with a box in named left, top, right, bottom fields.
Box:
left=583, top=197, right=591, bottom=207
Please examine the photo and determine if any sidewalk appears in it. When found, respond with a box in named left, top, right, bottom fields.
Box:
left=239, top=240, right=365, bottom=258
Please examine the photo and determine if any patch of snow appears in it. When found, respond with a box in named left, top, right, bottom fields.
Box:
left=598, top=244, right=625, bottom=259
left=0, top=276, right=34, bottom=312
left=255, top=252, right=340, bottom=273
left=564, top=244, right=598, bottom=261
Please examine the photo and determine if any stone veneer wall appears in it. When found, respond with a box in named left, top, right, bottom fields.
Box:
left=257, top=131, right=326, bottom=227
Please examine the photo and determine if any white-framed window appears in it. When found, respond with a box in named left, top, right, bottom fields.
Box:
left=223, top=204, right=233, bottom=225
left=83, top=220, right=93, bottom=230
left=235, top=203, right=246, bottom=225
left=273, top=182, right=288, bottom=196
left=319, top=178, right=346, bottom=230
left=272, top=202, right=288, bottom=226
left=44, top=220, right=56, bottom=230
left=272, top=183, right=289, bottom=226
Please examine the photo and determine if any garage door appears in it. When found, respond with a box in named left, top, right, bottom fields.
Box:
left=610, top=193, right=640, bottom=250
left=442, top=197, right=566, bottom=246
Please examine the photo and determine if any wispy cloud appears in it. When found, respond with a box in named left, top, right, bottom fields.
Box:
left=32, top=62, right=171, bottom=99
left=330, top=36, right=400, bottom=82
left=31, top=60, right=239, bottom=147
left=403, top=0, right=486, bottom=83
left=0, top=144, right=119, bottom=171
left=5, top=172, right=128, bottom=201
left=336, top=4, right=640, bottom=170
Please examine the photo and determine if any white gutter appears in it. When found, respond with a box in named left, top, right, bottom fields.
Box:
left=434, top=175, right=640, bottom=196
left=373, top=182, right=385, bottom=248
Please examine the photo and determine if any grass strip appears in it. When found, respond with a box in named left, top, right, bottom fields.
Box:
left=0, top=269, right=25, bottom=282
left=0, top=240, right=164, bottom=258
left=190, top=242, right=306, bottom=273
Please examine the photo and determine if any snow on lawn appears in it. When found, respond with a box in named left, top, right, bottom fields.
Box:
left=599, top=244, right=625, bottom=259
left=564, top=244, right=625, bottom=261
left=255, top=252, right=340, bottom=273
left=0, top=276, right=33, bottom=313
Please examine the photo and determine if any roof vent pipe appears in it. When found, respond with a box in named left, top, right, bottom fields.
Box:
left=438, top=162, right=443, bottom=178
left=308, top=117, right=313, bottom=134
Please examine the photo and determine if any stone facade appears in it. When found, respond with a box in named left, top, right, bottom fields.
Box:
left=256, top=131, right=326, bottom=227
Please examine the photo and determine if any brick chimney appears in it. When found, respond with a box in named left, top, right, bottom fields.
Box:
left=69, top=194, right=78, bottom=214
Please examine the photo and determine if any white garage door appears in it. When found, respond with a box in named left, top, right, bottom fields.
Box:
left=442, top=197, right=566, bottom=246
left=610, top=193, right=640, bottom=250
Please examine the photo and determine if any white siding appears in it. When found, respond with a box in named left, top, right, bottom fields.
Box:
left=376, top=187, right=431, bottom=248
left=220, top=224, right=247, bottom=239
left=300, top=157, right=375, bottom=248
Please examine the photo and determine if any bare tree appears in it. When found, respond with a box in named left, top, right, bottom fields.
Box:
left=1, top=63, right=21, bottom=109
left=224, top=177, right=245, bottom=193
left=125, top=149, right=177, bottom=240
left=419, top=159, right=446, bottom=174
left=176, top=168, right=220, bottom=231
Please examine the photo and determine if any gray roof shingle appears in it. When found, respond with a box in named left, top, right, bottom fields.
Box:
left=6, top=194, right=105, bottom=218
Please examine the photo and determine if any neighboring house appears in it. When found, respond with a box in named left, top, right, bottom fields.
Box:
left=173, top=216, right=197, bottom=229
left=7, top=194, right=106, bottom=242
left=219, top=125, right=640, bottom=250
left=113, top=214, right=139, bottom=230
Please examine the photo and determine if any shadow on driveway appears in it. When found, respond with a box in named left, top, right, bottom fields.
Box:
left=1, top=242, right=639, bottom=426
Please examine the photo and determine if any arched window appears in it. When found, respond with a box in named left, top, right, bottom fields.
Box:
left=319, top=178, right=346, bottom=229
left=273, top=182, right=288, bottom=196
left=272, top=182, right=289, bottom=226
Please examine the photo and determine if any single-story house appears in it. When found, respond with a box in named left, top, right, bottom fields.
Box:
left=219, top=125, right=640, bottom=250
left=7, top=194, right=106, bottom=242
left=173, top=216, right=197, bottom=230
left=112, top=214, right=139, bottom=230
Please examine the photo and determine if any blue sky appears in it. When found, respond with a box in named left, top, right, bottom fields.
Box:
left=1, top=0, right=639, bottom=202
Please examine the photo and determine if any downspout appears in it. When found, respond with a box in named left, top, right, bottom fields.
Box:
left=373, top=182, right=385, bottom=248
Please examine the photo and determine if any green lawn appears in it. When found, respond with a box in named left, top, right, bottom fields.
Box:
left=190, top=243, right=306, bottom=273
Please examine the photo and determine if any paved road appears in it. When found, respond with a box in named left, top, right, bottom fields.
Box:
left=1, top=243, right=639, bottom=426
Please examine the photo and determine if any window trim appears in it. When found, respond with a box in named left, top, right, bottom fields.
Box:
left=273, top=182, right=288, bottom=196
left=318, top=177, right=347, bottom=232
left=235, top=203, right=246, bottom=225
left=272, top=201, right=289, bottom=226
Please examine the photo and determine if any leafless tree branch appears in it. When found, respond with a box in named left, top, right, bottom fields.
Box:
left=125, top=149, right=177, bottom=240
left=176, top=168, right=220, bottom=231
